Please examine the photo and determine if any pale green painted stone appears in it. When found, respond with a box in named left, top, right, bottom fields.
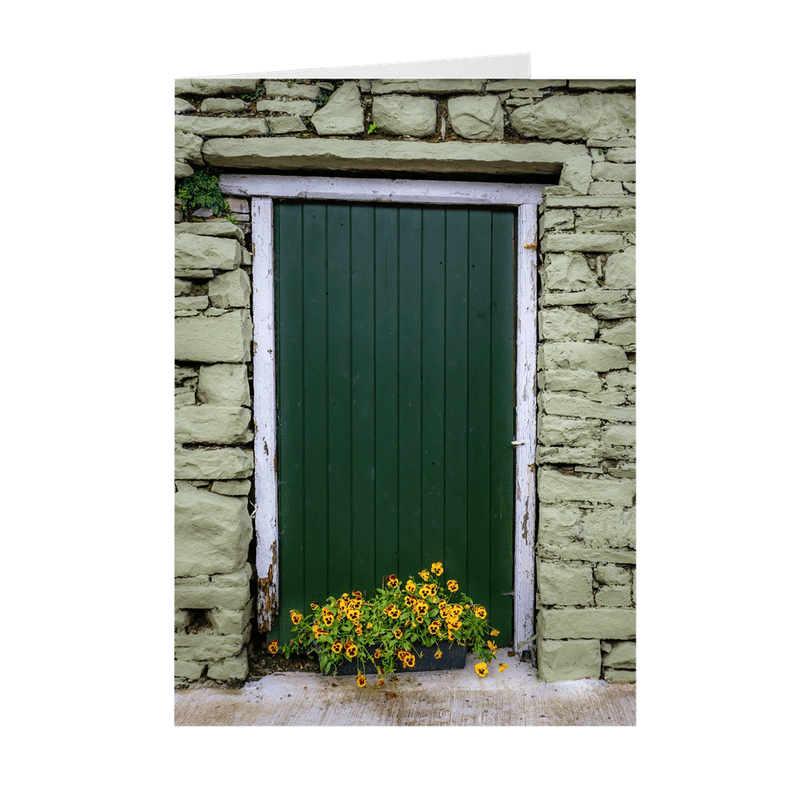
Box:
left=202, top=138, right=583, bottom=176
left=538, top=608, right=636, bottom=639
left=606, top=148, right=636, bottom=163
left=174, top=485, right=252, bottom=577
left=593, top=302, right=635, bottom=319
left=540, top=209, right=574, bottom=230
left=175, top=78, right=257, bottom=96
left=510, top=93, right=635, bottom=140
left=541, top=233, right=624, bottom=253
left=372, top=94, right=437, bottom=137
left=595, top=585, right=632, bottom=606
left=200, top=98, right=248, bottom=114
left=540, top=369, right=602, bottom=393
left=568, top=80, right=635, bottom=91
left=175, top=160, right=194, bottom=179
left=175, top=406, right=253, bottom=444
left=594, top=565, right=632, bottom=585
left=175, top=115, right=267, bottom=137
left=176, top=98, right=196, bottom=114
left=267, top=116, right=307, bottom=134
left=175, top=131, right=203, bottom=164
left=604, top=668, right=635, bottom=682
left=538, top=416, right=602, bottom=446
left=209, top=268, right=251, bottom=308
left=174, top=629, right=250, bottom=660
left=592, top=162, right=636, bottom=182
left=486, top=79, right=566, bottom=92
left=537, top=559, right=594, bottom=605
left=540, top=342, right=628, bottom=372
left=208, top=603, right=253, bottom=636
left=175, top=386, right=196, bottom=408
left=211, top=479, right=252, bottom=496
left=447, top=95, right=504, bottom=140
left=600, top=319, right=636, bottom=347
left=560, top=154, right=592, bottom=194
left=371, top=79, right=484, bottom=94
left=589, top=181, right=624, bottom=195
left=257, top=98, right=317, bottom=115
left=543, top=194, right=635, bottom=208
left=175, top=582, right=251, bottom=611
left=175, top=296, right=209, bottom=312
left=540, top=253, right=597, bottom=291
left=175, top=610, right=190, bottom=630
left=175, top=232, right=241, bottom=274
left=174, top=659, right=205, bottom=680
left=540, top=308, right=598, bottom=341
left=207, top=648, right=249, bottom=680
left=537, top=446, right=600, bottom=466
left=575, top=208, right=636, bottom=233
left=262, top=80, right=321, bottom=100
left=197, top=363, right=250, bottom=406
left=604, top=424, right=636, bottom=447
left=541, top=289, right=628, bottom=307
left=604, top=247, right=636, bottom=289
left=538, top=468, right=635, bottom=506
left=174, top=446, right=254, bottom=480
left=540, top=392, right=635, bottom=423
left=175, top=220, right=245, bottom=243
left=311, top=81, right=364, bottom=135
left=538, top=504, right=635, bottom=550
left=175, top=310, right=253, bottom=363
left=537, top=638, right=601, bottom=682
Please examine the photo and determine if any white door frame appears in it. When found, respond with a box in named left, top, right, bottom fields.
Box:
left=220, top=173, right=543, bottom=653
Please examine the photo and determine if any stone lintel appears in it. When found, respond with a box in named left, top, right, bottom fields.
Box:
left=203, top=138, right=585, bottom=176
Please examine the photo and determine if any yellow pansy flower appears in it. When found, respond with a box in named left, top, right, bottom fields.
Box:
left=475, top=662, right=488, bottom=677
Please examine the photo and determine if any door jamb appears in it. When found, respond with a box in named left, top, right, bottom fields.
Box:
left=223, top=173, right=543, bottom=653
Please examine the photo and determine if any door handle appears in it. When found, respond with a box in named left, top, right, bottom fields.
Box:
left=510, top=441, right=525, bottom=446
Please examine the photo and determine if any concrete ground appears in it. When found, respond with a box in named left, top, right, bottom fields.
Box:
left=174, top=652, right=635, bottom=726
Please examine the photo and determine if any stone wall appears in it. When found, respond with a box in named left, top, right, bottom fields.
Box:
left=174, top=77, right=635, bottom=684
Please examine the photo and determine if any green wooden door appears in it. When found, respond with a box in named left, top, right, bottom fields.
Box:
left=273, top=200, right=516, bottom=645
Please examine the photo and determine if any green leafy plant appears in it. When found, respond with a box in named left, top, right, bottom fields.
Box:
left=277, top=562, right=503, bottom=688
left=176, top=169, right=233, bottom=220
left=367, top=122, right=378, bottom=135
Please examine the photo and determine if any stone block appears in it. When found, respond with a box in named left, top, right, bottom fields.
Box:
left=569, top=80, right=635, bottom=91
left=175, top=116, right=268, bottom=137
left=176, top=98, right=196, bottom=114
left=176, top=78, right=257, bottom=96
left=371, top=79, right=484, bottom=94
left=208, top=602, right=253, bottom=636
left=541, top=233, right=624, bottom=253
left=175, top=446, right=254, bottom=480
left=537, top=446, right=600, bottom=466
left=589, top=181, right=624, bottom=196
left=174, top=485, right=252, bottom=577
left=175, top=232, right=241, bottom=274
left=174, top=582, right=251, bottom=611
left=211, top=479, right=252, bottom=496
left=592, top=162, right=636, bottom=182
left=540, top=209, right=574, bottom=230
left=540, top=308, right=598, bottom=341
left=175, top=309, right=253, bottom=363
left=175, top=160, right=193, bottom=178
left=540, top=342, right=629, bottom=372
left=175, top=386, right=195, bottom=409
left=257, top=98, right=317, bottom=116
left=537, top=559, right=594, bottom=606
left=207, top=649, right=249, bottom=681
left=175, top=220, right=245, bottom=243
left=538, top=416, right=602, bottom=446
left=603, top=668, right=635, bottom=682
left=540, top=253, right=597, bottom=292
left=197, top=363, right=250, bottom=406
left=174, top=659, right=205, bottom=680
left=540, top=369, right=602, bottom=394
left=538, top=468, right=635, bottom=506
left=594, top=565, right=632, bottom=585
left=604, top=423, right=636, bottom=448
left=486, top=80, right=566, bottom=92
left=262, top=80, right=321, bottom=100
left=595, top=585, right=632, bottom=606
left=606, top=148, right=636, bottom=163
left=372, top=94, right=437, bottom=137
left=175, top=296, right=209, bottom=312
left=575, top=208, right=636, bottom=233
left=175, top=609, right=190, bottom=630
left=311, top=81, right=364, bottom=135
left=537, top=608, right=636, bottom=639
left=593, top=302, right=635, bottom=319
left=540, top=392, right=635, bottom=423
left=267, top=116, right=307, bottom=134
left=604, top=247, right=636, bottom=289
left=175, top=131, right=203, bottom=164
left=600, top=320, right=636, bottom=348
left=447, top=95, right=504, bottom=140
left=539, top=504, right=635, bottom=551
left=200, top=98, right=248, bottom=114
left=537, top=638, right=601, bottom=682
left=208, top=268, right=251, bottom=308
left=510, top=93, right=635, bottom=140
left=174, top=628, right=250, bottom=661
left=175, top=406, right=253, bottom=444
left=560, top=154, right=592, bottom=194
left=603, top=641, right=636, bottom=668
